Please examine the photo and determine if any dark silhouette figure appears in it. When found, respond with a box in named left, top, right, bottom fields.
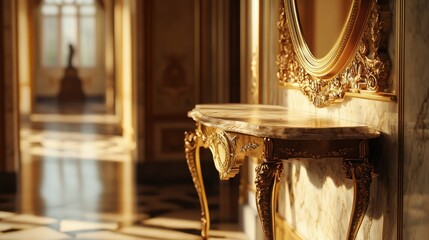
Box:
left=67, top=44, right=75, bottom=68
left=58, top=43, right=85, bottom=104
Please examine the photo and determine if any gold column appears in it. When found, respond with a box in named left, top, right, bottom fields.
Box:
left=114, top=0, right=135, bottom=147
left=104, top=0, right=115, bottom=114
left=16, top=0, right=34, bottom=116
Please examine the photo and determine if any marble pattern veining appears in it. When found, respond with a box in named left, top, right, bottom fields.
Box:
left=403, top=0, right=429, bottom=238
left=277, top=159, right=352, bottom=239
left=274, top=88, right=398, bottom=239
left=189, top=104, right=380, bottom=140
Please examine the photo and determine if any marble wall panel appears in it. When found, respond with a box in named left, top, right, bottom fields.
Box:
left=403, top=0, right=429, bottom=239
left=278, top=158, right=354, bottom=239
left=276, top=88, right=398, bottom=239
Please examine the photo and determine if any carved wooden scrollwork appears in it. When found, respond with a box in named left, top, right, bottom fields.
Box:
left=347, top=3, right=391, bottom=93
left=342, top=159, right=373, bottom=239
left=184, top=131, right=210, bottom=238
left=277, top=0, right=391, bottom=107
left=255, top=161, right=283, bottom=240
left=199, top=127, right=244, bottom=180
left=255, top=138, right=283, bottom=240
left=279, top=147, right=354, bottom=159
left=341, top=139, right=373, bottom=239
left=240, top=143, right=260, bottom=152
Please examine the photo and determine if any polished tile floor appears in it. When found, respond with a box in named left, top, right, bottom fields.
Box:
left=0, top=102, right=247, bottom=239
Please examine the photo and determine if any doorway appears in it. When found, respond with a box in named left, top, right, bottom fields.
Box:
left=34, top=0, right=108, bottom=112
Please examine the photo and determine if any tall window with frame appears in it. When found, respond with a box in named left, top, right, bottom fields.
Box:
left=40, top=0, right=97, bottom=68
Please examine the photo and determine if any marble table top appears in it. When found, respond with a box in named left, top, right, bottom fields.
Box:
left=188, top=104, right=380, bottom=140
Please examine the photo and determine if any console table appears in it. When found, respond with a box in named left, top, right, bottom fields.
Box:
left=184, top=104, right=379, bottom=240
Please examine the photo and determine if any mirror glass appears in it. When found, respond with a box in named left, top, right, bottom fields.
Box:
left=295, top=0, right=352, bottom=59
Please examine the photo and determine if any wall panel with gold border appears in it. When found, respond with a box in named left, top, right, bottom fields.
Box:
left=142, top=0, right=200, bottom=162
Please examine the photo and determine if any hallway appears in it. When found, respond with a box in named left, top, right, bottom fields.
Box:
left=0, top=102, right=246, bottom=239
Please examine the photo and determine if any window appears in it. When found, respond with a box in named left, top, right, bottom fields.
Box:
left=40, top=0, right=97, bottom=67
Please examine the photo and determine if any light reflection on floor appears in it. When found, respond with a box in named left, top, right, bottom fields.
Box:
left=0, top=102, right=247, bottom=239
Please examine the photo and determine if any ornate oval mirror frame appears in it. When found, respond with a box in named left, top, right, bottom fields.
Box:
left=277, top=0, right=391, bottom=107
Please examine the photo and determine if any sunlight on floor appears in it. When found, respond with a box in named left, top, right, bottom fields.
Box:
left=0, top=103, right=248, bottom=239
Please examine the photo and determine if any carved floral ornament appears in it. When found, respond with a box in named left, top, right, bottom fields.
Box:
left=277, top=0, right=392, bottom=107
left=197, top=126, right=244, bottom=180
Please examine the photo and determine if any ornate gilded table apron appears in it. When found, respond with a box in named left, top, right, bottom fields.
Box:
left=184, top=104, right=379, bottom=240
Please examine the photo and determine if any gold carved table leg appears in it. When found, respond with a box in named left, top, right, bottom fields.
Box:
left=255, top=138, right=283, bottom=240
left=343, top=140, right=373, bottom=240
left=184, top=131, right=210, bottom=239
left=343, top=159, right=372, bottom=240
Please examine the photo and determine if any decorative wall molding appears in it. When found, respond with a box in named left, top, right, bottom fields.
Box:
left=277, top=0, right=392, bottom=107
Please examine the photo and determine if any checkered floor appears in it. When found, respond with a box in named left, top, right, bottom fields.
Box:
left=0, top=102, right=247, bottom=240
left=0, top=184, right=246, bottom=239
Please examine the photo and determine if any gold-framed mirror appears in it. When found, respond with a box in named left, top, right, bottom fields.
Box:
left=277, top=0, right=391, bottom=107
